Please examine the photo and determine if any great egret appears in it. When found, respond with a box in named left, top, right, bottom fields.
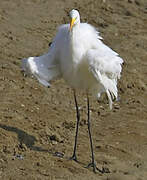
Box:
left=22, top=9, right=123, bottom=173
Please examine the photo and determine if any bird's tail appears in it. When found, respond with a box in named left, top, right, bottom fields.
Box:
left=90, top=67, right=119, bottom=109
left=86, top=49, right=123, bottom=109
left=97, top=71, right=118, bottom=109
left=21, top=52, right=61, bottom=87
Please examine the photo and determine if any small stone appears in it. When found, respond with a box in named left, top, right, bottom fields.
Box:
left=54, top=152, right=64, bottom=158
left=3, top=146, right=11, bottom=154
left=49, top=132, right=63, bottom=143
left=127, top=84, right=132, bottom=89
left=96, top=145, right=101, bottom=149
left=50, top=135, right=56, bottom=141
left=37, top=162, right=41, bottom=166
left=134, top=162, right=142, bottom=168
left=19, top=143, right=27, bottom=151
left=128, top=0, right=135, bottom=3
left=79, top=119, right=87, bottom=126
left=135, top=0, right=140, bottom=5
left=114, top=105, right=120, bottom=110
left=15, top=154, right=24, bottom=160
left=102, top=166, right=110, bottom=173
left=51, top=140, right=57, bottom=145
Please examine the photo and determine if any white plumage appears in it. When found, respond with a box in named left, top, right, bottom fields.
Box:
left=22, top=9, right=123, bottom=172
left=22, top=10, right=123, bottom=109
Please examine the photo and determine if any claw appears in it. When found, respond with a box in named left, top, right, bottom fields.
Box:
left=85, top=162, right=103, bottom=173
left=69, top=154, right=78, bottom=162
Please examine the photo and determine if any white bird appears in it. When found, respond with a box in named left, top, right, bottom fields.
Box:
left=22, top=9, right=123, bottom=173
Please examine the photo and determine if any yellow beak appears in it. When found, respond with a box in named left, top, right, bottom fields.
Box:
left=70, top=18, right=76, bottom=31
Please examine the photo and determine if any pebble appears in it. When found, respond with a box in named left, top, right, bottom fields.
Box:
left=13, top=154, right=24, bottom=160
left=54, top=152, right=64, bottom=158
left=51, top=140, right=57, bottom=145
left=128, top=0, right=135, bottom=3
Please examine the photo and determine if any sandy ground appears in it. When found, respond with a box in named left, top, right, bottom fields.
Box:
left=0, top=0, right=147, bottom=179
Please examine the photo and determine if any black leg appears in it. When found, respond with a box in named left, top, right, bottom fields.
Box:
left=70, top=90, right=80, bottom=162
left=86, top=94, right=102, bottom=173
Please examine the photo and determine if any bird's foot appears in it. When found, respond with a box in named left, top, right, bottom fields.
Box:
left=69, top=154, right=78, bottom=162
left=85, top=162, right=103, bottom=173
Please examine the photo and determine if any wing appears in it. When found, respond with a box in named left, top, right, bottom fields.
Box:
left=21, top=24, right=70, bottom=87
left=86, top=47, right=123, bottom=109
left=21, top=48, right=60, bottom=87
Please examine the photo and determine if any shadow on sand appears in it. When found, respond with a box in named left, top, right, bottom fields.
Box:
left=0, top=124, right=86, bottom=164
left=0, top=123, right=49, bottom=152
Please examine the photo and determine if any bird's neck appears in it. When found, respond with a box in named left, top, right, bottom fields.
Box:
left=69, top=24, right=80, bottom=64
left=70, top=23, right=79, bottom=42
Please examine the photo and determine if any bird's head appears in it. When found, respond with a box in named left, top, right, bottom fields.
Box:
left=69, top=9, right=80, bottom=31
